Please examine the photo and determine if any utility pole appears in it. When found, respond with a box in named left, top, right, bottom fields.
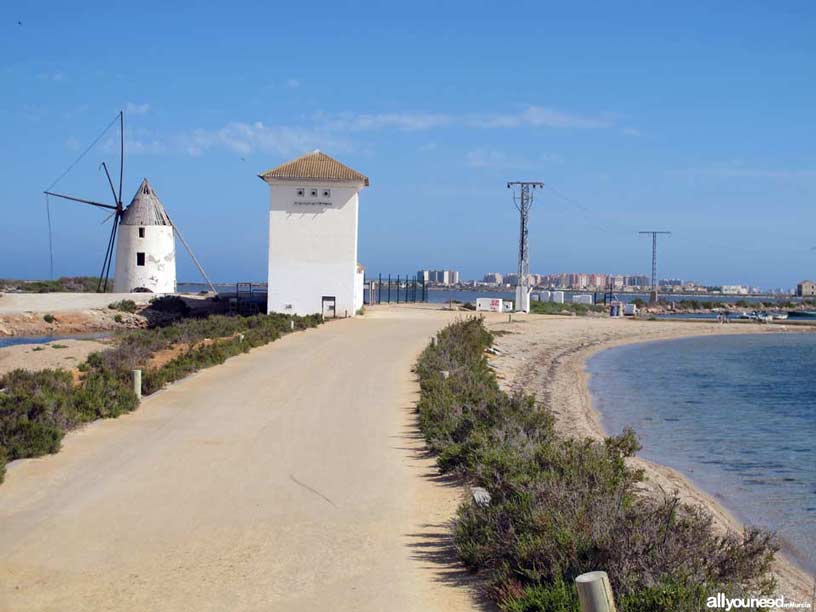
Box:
left=638, top=231, right=671, bottom=303
left=508, top=181, right=544, bottom=313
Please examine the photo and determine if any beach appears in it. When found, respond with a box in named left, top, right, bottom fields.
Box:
left=486, top=314, right=814, bottom=601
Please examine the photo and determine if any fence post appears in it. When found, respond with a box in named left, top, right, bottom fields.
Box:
left=378, top=273, right=382, bottom=304
left=132, top=369, right=142, bottom=400
left=575, top=571, right=617, bottom=612
left=388, top=274, right=391, bottom=303
left=396, top=275, right=401, bottom=303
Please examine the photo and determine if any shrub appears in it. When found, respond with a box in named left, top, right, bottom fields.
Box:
left=114, top=314, right=123, bottom=323
left=72, top=371, right=138, bottom=420
left=109, top=299, right=138, bottom=313
left=530, top=302, right=605, bottom=316
left=43, top=313, right=56, bottom=323
left=148, top=295, right=191, bottom=316
left=416, top=319, right=779, bottom=610
left=0, top=369, right=75, bottom=460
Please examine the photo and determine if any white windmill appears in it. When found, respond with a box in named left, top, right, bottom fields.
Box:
left=44, top=111, right=214, bottom=294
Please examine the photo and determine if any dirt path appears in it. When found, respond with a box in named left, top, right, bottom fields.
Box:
left=0, top=305, right=482, bottom=612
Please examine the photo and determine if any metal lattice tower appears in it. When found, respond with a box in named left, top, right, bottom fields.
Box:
left=508, top=181, right=543, bottom=312
left=639, top=231, right=671, bottom=302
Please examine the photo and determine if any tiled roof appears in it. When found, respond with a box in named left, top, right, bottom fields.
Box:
left=259, top=151, right=369, bottom=186
left=121, top=179, right=171, bottom=226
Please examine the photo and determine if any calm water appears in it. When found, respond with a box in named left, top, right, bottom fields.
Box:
left=0, top=332, right=109, bottom=349
left=588, top=334, right=816, bottom=572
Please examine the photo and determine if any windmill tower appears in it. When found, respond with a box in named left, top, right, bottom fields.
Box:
left=44, top=111, right=215, bottom=294
left=113, top=179, right=176, bottom=293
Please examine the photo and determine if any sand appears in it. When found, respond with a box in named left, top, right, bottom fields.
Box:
left=0, top=338, right=110, bottom=377
left=485, top=313, right=814, bottom=601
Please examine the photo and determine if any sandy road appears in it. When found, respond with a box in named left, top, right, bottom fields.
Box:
left=0, top=305, right=482, bottom=612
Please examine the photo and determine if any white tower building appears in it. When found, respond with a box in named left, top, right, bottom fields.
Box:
left=113, top=179, right=177, bottom=293
left=259, top=151, right=369, bottom=317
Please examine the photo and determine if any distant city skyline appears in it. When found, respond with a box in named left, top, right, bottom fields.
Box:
left=410, top=268, right=792, bottom=294
left=2, top=2, right=814, bottom=289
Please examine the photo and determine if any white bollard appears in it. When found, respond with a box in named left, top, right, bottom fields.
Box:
left=290, top=320, right=295, bottom=330
left=575, top=571, right=617, bottom=612
left=132, top=369, right=142, bottom=400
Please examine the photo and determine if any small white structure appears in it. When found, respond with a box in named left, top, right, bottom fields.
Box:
left=113, top=179, right=176, bottom=293
left=623, top=303, right=638, bottom=316
left=572, top=294, right=594, bottom=305
left=476, top=297, right=503, bottom=312
left=259, top=151, right=369, bottom=317
left=551, top=291, right=565, bottom=304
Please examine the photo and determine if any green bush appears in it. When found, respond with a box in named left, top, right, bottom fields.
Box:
left=0, top=369, right=75, bottom=460
left=109, top=299, right=138, bottom=313
left=415, top=318, right=779, bottom=611
left=43, top=313, right=56, bottom=323
left=501, top=579, right=579, bottom=612
left=0, top=276, right=107, bottom=293
left=530, top=302, right=605, bottom=316
left=72, top=371, right=138, bottom=420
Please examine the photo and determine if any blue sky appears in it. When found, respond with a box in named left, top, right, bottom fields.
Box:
left=1, top=1, right=814, bottom=289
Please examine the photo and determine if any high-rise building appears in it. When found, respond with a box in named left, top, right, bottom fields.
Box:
left=483, top=272, right=503, bottom=284
left=417, top=269, right=459, bottom=285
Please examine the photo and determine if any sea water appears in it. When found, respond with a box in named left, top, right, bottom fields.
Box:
left=588, top=333, right=816, bottom=572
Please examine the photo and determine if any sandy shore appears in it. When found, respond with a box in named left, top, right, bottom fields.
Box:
left=485, top=314, right=814, bottom=601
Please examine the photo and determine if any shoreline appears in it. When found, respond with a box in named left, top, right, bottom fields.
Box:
left=487, top=316, right=814, bottom=601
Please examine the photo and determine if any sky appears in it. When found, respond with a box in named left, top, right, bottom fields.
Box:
left=1, top=1, right=814, bottom=290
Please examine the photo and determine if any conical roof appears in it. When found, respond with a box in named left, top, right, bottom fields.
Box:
left=259, top=150, right=369, bottom=186
left=121, top=179, right=172, bottom=226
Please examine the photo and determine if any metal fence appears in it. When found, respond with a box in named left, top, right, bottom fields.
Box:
left=365, top=274, right=427, bottom=304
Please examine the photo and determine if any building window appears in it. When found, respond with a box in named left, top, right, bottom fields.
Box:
left=296, top=188, right=305, bottom=197
left=322, top=189, right=331, bottom=198
left=138, top=227, right=145, bottom=238
left=136, top=252, right=145, bottom=266
left=309, top=188, right=318, bottom=197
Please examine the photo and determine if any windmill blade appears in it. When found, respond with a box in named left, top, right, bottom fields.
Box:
left=44, top=191, right=117, bottom=211
left=97, top=213, right=119, bottom=292
left=100, top=162, right=119, bottom=206
left=100, top=210, right=116, bottom=224
left=118, top=111, right=124, bottom=206
left=102, top=215, right=120, bottom=292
